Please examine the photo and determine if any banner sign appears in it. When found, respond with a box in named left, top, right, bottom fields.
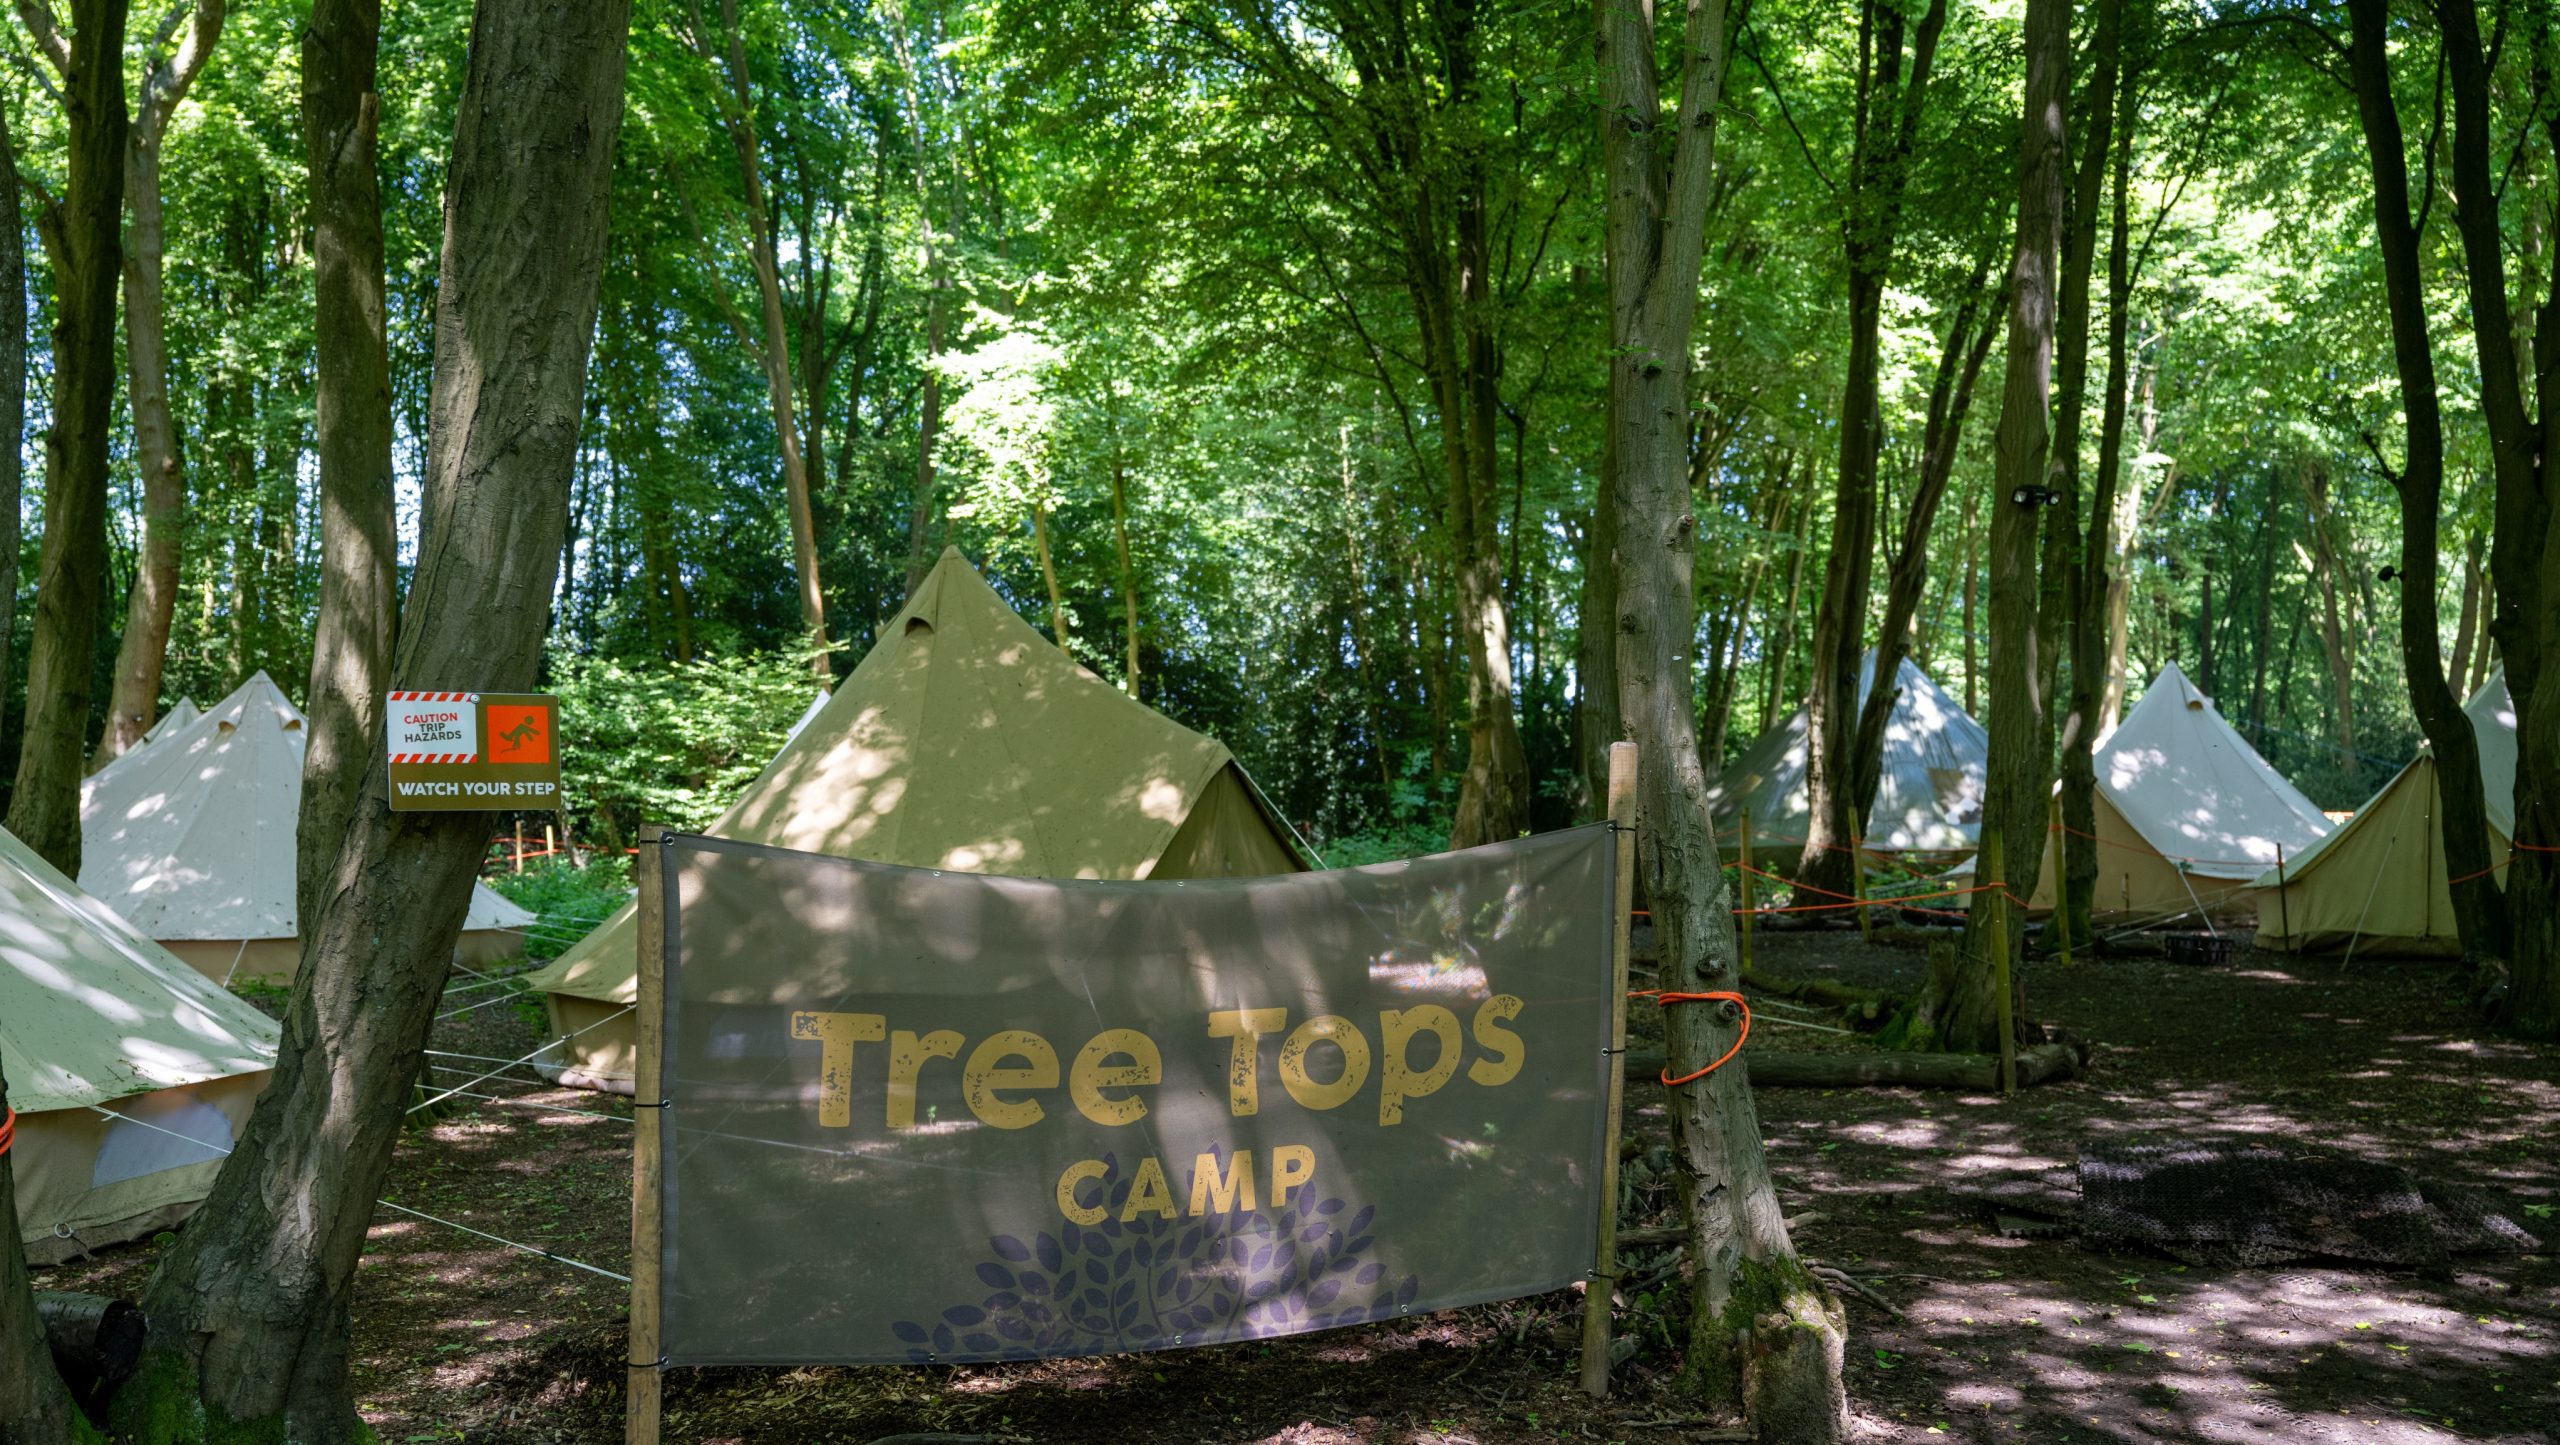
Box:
left=386, top=691, right=562, bottom=811
left=652, top=826, right=1616, bottom=1366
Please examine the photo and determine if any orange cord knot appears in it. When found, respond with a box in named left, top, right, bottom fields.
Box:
left=1627, top=990, right=1751, bottom=1085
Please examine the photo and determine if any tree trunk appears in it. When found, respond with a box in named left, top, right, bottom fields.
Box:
left=1762, top=479, right=1816, bottom=733
left=2340, top=0, right=2505, bottom=963
left=119, top=4, right=631, bottom=1435
left=98, top=0, right=224, bottom=765
left=2, top=1065, right=98, bottom=1442
left=2297, top=459, right=2361, bottom=785
left=2434, top=0, right=2544, bottom=1017
left=297, top=0, right=399, bottom=936
left=2449, top=530, right=2483, bottom=695
left=894, top=7, right=946, bottom=605
left=1031, top=502, right=1069, bottom=651
left=1959, top=0, right=2069, bottom=1042
left=2058, top=51, right=2135, bottom=951
left=690, top=0, right=828, bottom=676
left=1109, top=432, right=1140, bottom=696
left=1799, top=0, right=1949, bottom=899
left=0, top=94, right=24, bottom=778
left=1597, top=0, right=1845, bottom=1426
left=6, top=0, right=129, bottom=874
left=1577, top=484, right=1621, bottom=821
left=1960, top=486, right=1979, bottom=716
left=1848, top=261, right=2001, bottom=831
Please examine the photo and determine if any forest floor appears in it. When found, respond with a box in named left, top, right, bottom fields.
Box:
left=35, top=932, right=2560, bottom=1444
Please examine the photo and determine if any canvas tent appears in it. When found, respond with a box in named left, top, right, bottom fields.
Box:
left=2007, top=663, right=2332, bottom=921
left=86, top=696, right=203, bottom=790
left=2254, top=672, right=2516, bottom=954
left=1, top=823, right=279, bottom=1264
left=1705, top=650, right=1989, bottom=858
left=80, top=672, right=534, bottom=984
left=524, top=548, right=1314, bottom=1091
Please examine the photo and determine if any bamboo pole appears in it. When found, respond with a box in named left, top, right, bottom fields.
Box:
left=1579, top=741, right=1639, bottom=1398
left=1985, top=828, right=2017, bottom=1095
left=626, top=825, right=667, bottom=1445
left=1738, top=807, right=1755, bottom=978
left=2049, top=794, right=2071, bottom=967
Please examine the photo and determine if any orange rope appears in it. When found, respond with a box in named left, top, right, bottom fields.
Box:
left=1630, top=990, right=1750, bottom=1085
left=2447, top=859, right=2513, bottom=887
left=0, top=1107, right=14, bottom=1160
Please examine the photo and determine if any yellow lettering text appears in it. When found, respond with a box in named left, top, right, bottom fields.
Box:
left=790, top=1010, right=885, bottom=1128
left=962, top=1030, right=1059, bottom=1130
left=1467, top=995, right=1527, bottom=1086
left=1277, top=1014, right=1371, bottom=1112
left=1378, top=1005, right=1461, bottom=1124
left=885, top=1028, right=964, bottom=1129
left=1122, top=1157, right=1178, bottom=1221
left=1057, top=1159, right=1108, bottom=1225
left=1189, top=1149, right=1257, bottom=1215
left=1070, top=1028, right=1162, bottom=1127
left=1269, top=1144, right=1316, bottom=1206
left=1207, top=1007, right=1287, bottom=1116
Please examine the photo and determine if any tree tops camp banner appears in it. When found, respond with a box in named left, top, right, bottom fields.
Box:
left=651, top=826, right=1616, bottom=1366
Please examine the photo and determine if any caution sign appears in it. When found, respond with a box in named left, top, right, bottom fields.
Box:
left=386, top=691, right=563, bottom=811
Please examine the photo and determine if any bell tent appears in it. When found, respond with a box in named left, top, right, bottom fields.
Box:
left=2253, top=672, right=2516, bottom=954
left=1704, top=650, right=1989, bottom=859
left=85, top=696, right=204, bottom=789
left=79, top=672, right=534, bottom=984
left=523, top=548, right=1313, bottom=1091
left=2018, top=663, right=2333, bottom=921
left=0, top=824, right=279, bottom=1264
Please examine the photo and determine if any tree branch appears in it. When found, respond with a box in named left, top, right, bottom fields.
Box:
left=10, top=0, right=65, bottom=73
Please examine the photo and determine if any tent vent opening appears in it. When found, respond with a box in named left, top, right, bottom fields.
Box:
left=283, top=718, right=303, bottom=731
left=217, top=721, right=237, bottom=735
left=904, top=617, right=933, bottom=635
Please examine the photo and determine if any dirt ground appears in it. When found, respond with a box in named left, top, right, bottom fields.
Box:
left=35, top=932, right=2560, bottom=1444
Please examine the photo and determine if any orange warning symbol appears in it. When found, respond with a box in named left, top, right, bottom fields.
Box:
left=488, top=703, right=552, bottom=764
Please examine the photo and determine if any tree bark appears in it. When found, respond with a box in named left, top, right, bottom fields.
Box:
left=0, top=95, right=24, bottom=778
left=1109, top=427, right=1140, bottom=695
left=2341, top=0, right=2505, bottom=964
left=2297, top=459, right=2361, bottom=784
left=2434, top=0, right=2544, bottom=1019
left=1, top=1067, right=98, bottom=1443
left=1848, top=260, right=2002, bottom=832
left=1031, top=502, right=1069, bottom=651
left=6, top=0, right=129, bottom=874
left=1576, top=483, right=1621, bottom=820
left=1958, top=0, right=2069, bottom=1044
left=687, top=0, right=828, bottom=676
left=2449, top=530, right=2484, bottom=696
left=96, top=0, right=223, bottom=765
left=119, top=3, right=632, bottom=1435
left=1799, top=0, right=1949, bottom=898
left=296, top=0, right=399, bottom=937
left=1597, top=0, right=1845, bottom=1427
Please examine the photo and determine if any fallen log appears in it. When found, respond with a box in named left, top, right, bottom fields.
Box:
left=1740, top=969, right=1901, bottom=1024
left=1622, top=1037, right=2087, bottom=1090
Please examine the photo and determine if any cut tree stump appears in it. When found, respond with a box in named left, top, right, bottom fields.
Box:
left=1622, top=1037, right=2087, bottom=1090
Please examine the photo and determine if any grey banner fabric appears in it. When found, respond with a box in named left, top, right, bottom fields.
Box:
left=655, top=825, right=1616, bottom=1366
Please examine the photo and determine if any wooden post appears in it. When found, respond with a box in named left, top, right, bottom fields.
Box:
left=1985, top=828, right=2017, bottom=1095
left=1738, top=807, right=1755, bottom=979
left=1579, top=741, right=1639, bottom=1398
left=1853, top=834, right=1872, bottom=941
left=626, top=825, right=667, bottom=1445
left=2049, top=794, right=2071, bottom=968
left=2274, top=842, right=2290, bottom=950
left=512, top=819, right=525, bottom=872
left=544, top=820, right=557, bottom=865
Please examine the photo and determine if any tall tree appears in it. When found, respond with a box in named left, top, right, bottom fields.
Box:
left=94, top=0, right=224, bottom=763
left=679, top=0, right=831, bottom=676
left=5, top=0, right=129, bottom=873
left=1948, top=0, right=2068, bottom=1045
left=2435, top=0, right=2544, bottom=1024
left=1, top=1065, right=96, bottom=1441
left=119, top=0, right=634, bottom=1432
left=297, top=0, right=400, bottom=935
left=1794, top=0, right=1952, bottom=899
left=0, top=92, right=24, bottom=780
left=1596, top=0, right=1847, bottom=1429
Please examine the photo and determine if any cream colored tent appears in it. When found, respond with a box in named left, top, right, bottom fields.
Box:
left=85, top=696, right=203, bottom=790
left=525, top=549, right=1313, bottom=1091
left=2254, top=672, right=2516, bottom=954
left=1, top=824, right=278, bottom=1264
left=1706, top=650, right=1988, bottom=858
left=79, top=672, right=534, bottom=983
left=2014, top=663, right=2333, bottom=921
